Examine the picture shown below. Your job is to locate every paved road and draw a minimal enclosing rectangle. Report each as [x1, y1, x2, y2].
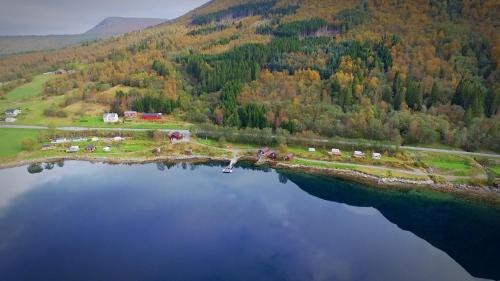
[2, 125, 500, 158]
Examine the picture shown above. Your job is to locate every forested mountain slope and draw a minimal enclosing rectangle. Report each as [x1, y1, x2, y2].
[0, 0, 498, 151]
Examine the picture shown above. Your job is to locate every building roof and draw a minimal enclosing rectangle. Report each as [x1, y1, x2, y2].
[142, 113, 162, 116]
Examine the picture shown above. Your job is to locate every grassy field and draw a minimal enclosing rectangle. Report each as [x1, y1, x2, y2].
[5, 74, 54, 103]
[0, 128, 40, 158]
[420, 153, 482, 176]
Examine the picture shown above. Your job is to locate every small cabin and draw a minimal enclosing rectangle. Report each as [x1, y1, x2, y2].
[103, 113, 119, 123]
[258, 147, 270, 156]
[41, 144, 55, 151]
[329, 148, 341, 156]
[55, 69, 67, 75]
[113, 136, 124, 142]
[124, 111, 137, 118]
[85, 145, 96, 153]
[308, 148, 316, 152]
[267, 151, 277, 160]
[353, 151, 365, 158]
[72, 137, 87, 142]
[51, 138, 69, 144]
[5, 109, 21, 117]
[4, 117, 17, 122]
[91, 137, 99, 142]
[372, 152, 382, 160]
[67, 146, 79, 153]
[284, 153, 294, 161]
[169, 131, 183, 141]
[141, 113, 162, 120]
[103, 146, 111, 152]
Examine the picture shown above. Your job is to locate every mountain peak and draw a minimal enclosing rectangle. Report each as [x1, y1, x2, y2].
[84, 17, 167, 36]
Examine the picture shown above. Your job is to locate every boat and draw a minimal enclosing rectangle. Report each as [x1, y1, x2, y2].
[222, 167, 233, 173]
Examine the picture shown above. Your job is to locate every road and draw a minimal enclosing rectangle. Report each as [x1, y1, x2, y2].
[2, 124, 500, 159]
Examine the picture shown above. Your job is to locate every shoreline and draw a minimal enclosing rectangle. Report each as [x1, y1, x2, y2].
[1, 154, 499, 205]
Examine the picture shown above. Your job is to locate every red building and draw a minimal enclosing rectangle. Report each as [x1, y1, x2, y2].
[124, 111, 137, 118]
[284, 153, 294, 161]
[141, 113, 162, 120]
[169, 132, 183, 140]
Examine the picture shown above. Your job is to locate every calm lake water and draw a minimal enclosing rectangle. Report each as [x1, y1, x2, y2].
[0, 161, 499, 281]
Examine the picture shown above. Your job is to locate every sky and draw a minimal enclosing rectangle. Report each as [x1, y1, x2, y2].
[0, 0, 209, 36]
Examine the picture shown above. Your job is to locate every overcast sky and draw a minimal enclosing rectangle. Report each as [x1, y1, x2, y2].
[0, 0, 209, 36]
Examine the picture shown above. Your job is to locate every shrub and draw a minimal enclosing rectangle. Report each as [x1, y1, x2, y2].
[21, 138, 37, 151]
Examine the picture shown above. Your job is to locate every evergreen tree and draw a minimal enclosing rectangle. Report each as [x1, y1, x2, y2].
[393, 72, 405, 110]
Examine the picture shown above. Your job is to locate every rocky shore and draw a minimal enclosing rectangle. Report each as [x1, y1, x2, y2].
[1, 154, 499, 204]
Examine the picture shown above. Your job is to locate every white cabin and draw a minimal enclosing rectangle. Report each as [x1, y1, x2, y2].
[353, 151, 365, 158]
[329, 148, 341, 156]
[103, 113, 119, 123]
[308, 148, 316, 152]
[372, 152, 382, 160]
[5, 109, 21, 117]
[67, 146, 79, 153]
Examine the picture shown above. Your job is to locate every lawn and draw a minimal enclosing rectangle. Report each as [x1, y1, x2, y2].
[0, 128, 40, 158]
[420, 153, 481, 176]
[490, 165, 500, 176]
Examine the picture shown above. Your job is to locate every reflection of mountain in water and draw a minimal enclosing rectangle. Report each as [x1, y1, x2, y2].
[282, 171, 500, 281]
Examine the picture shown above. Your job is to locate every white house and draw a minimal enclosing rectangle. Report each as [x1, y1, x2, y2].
[4, 117, 17, 122]
[51, 138, 69, 144]
[372, 152, 382, 160]
[103, 113, 119, 123]
[5, 109, 21, 117]
[308, 148, 316, 152]
[72, 137, 87, 142]
[67, 146, 79, 153]
[353, 151, 365, 158]
[329, 148, 341, 156]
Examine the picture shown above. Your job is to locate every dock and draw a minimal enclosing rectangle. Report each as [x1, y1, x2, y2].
[222, 156, 239, 173]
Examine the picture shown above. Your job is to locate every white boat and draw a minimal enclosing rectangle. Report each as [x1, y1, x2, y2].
[222, 167, 233, 173]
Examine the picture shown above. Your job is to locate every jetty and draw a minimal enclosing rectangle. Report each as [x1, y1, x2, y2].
[222, 156, 239, 173]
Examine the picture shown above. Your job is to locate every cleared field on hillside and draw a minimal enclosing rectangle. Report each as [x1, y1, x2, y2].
[5, 74, 54, 102]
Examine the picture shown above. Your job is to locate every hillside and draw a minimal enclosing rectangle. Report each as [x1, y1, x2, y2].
[0, 0, 499, 152]
[0, 17, 166, 56]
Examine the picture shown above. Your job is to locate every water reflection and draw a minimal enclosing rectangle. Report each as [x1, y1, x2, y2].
[0, 161, 497, 281]
[282, 171, 500, 280]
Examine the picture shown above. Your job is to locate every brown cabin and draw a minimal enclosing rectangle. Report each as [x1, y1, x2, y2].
[258, 147, 270, 156]
[169, 131, 183, 141]
[85, 145, 96, 153]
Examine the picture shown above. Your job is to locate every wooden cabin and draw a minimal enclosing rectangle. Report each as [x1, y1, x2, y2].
[85, 145, 96, 153]
[169, 131, 183, 141]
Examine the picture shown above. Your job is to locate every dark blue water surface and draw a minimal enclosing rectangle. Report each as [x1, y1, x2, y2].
[0, 161, 499, 281]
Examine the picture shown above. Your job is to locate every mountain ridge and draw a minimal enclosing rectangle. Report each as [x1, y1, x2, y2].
[0, 16, 167, 56]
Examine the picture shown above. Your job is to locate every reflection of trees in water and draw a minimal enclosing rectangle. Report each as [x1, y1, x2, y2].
[27, 164, 43, 174]
[156, 162, 165, 171]
[282, 171, 500, 281]
[56, 161, 64, 167]
[278, 173, 288, 184]
[44, 163, 55, 170]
